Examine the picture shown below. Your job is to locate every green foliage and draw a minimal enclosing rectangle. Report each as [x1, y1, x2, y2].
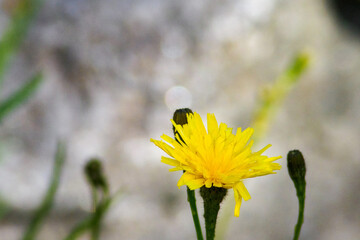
[0, 0, 44, 222]
[65, 159, 121, 240]
[0, 0, 44, 123]
[251, 52, 310, 142]
[0, 72, 43, 122]
[64, 197, 114, 240]
[22, 141, 66, 240]
[0, 195, 10, 220]
[0, 0, 43, 86]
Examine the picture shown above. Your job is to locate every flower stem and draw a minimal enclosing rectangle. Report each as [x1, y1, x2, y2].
[187, 187, 204, 240]
[200, 187, 227, 240]
[293, 187, 305, 240]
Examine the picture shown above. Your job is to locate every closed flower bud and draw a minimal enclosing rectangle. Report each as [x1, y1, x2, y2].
[172, 108, 193, 144]
[287, 150, 306, 180]
[173, 108, 193, 126]
[84, 158, 108, 193]
[287, 150, 306, 195]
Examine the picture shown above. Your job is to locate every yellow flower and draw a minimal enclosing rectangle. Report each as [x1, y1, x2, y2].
[151, 112, 281, 217]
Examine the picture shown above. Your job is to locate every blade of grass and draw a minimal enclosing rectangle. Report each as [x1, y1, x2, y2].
[64, 216, 93, 240]
[0, 72, 43, 122]
[0, 0, 43, 87]
[22, 141, 66, 240]
[251, 52, 311, 142]
[0, 142, 10, 220]
[64, 190, 122, 240]
[0, 196, 10, 220]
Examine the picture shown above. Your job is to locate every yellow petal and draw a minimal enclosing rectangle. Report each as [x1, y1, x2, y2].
[207, 113, 219, 137]
[255, 144, 271, 155]
[161, 156, 179, 167]
[265, 156, 282, 163]
[177, 172, 195, 188]
[234, 128, 254, 153]
[187, 178, 205, 190]
[170, 119, 189, 143]
[234, 181, 251, 201]
[161, 134, 180, 147]
[271, 162, 282, 170]
[233, 188, 242, 217]
[193, 112, 207, 136]
[213, 181, 223, 188]
[150, 139, 174, 157]
[205, 179, 212, 188]
[169, 167, 182, 172]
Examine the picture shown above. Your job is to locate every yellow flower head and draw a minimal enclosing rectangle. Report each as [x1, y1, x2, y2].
[151, 112, 281, 217]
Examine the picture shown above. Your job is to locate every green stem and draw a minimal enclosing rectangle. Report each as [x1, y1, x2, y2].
[91, 188, 98, 212]
[64, 192, 120, 240]
[293, 188, 305, 240]
[187, 187, 204, 240]
[200, 187, 227, 240]
[64, 216, 93, 240]
[90, 197, 112, 240]
[23, 142, 66, 240]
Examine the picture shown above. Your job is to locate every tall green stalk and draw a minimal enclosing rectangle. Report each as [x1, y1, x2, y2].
[293, 193, 305, 240]
[187, 187, 204, 240]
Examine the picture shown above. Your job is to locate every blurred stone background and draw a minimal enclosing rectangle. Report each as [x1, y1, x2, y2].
[0, 0, 360, 239]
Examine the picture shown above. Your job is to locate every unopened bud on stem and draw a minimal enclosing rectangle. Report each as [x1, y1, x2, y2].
[173, 108, 193, 144]
[287, 150, 306, 193]
[84, 158, 109, 195]
[287, 150, 306, 240]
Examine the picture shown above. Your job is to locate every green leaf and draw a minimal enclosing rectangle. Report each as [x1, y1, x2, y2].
[0, 0, 43, 86]
[0, 72, 43, 122]
[64, 216, 93, 240]
[22, 141, 66, 240]
[0, 195, 10, 220]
